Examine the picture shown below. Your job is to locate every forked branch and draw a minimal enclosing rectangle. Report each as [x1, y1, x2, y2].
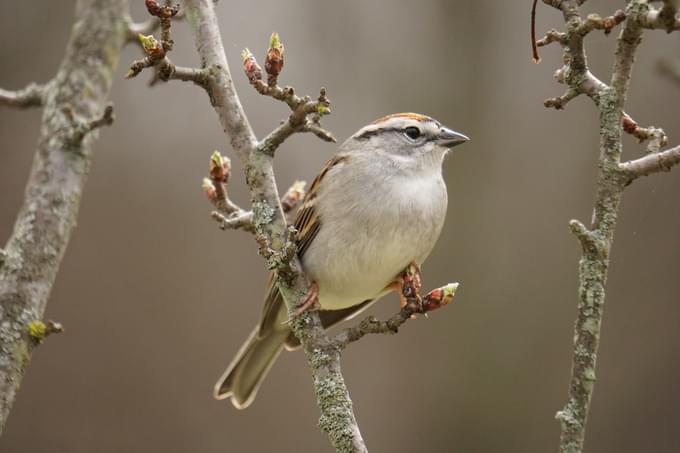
[241, 40, 336, 155]
[128, 2, 457, 452]
[534, 1, 680, 452]
[0, 83, 50, 109]
[334, 283, 459, 348]
[620, 144, 680, 180]
[126, 0, 209, 86]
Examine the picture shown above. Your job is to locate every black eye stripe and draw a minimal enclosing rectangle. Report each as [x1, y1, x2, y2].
[355, 126, 432, 141]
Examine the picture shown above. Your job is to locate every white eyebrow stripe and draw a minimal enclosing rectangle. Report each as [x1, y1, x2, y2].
[373, 116, 420, 129]
[352, 123, 380, 138]
[354, 117, 433, 139]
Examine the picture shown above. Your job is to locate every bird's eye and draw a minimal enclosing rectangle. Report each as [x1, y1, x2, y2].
[404, 126, 421, 140]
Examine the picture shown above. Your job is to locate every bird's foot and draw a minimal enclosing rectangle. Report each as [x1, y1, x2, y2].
[287, 282, 320, 322]
[391, 262, 423, 317]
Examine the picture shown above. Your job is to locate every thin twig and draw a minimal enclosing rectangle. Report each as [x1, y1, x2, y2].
[620, 144, 680, 180]
[532, 0, 541, 63]
[126, 2, 209, 87]
[241, 47, 333, 154]
[578, 10, 627, 36]
[202, 151, 255, 232]
[536, 29, 567, 47]
[567, 219, 602, 254]
[0, 83, 49, 109]
[622, 113, 668, 148]
[544, 88, 578, 109]
[211, 210, 255, 232]
[333, 283, 458, 348]
[125, 0, 187, 41]
[637, 3, 680, 31]
[61, 104, 115, 146]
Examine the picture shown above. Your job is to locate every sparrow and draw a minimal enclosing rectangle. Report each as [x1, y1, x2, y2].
[214, 113, 469, 409]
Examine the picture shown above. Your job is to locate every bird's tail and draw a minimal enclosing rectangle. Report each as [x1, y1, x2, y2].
[213, 325, 290, 409]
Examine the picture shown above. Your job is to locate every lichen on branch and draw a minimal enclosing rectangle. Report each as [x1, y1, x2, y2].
[534, 1, 680, 452]
[0, 0, 129, 435]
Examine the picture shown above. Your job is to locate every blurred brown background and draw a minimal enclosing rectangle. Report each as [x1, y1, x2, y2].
[1, 1, 679, 452]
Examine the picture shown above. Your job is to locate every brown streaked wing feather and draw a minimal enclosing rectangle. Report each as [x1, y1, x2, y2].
[293, 204, 320, 257]
[258, 154, 349, 337]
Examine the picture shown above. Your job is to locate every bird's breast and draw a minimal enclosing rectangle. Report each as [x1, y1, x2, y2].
[301, 169, 447, 310]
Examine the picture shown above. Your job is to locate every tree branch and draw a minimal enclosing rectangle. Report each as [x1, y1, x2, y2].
[129, 2, 456, 451]
[125, 2, 211, 87]
[538, 2, 662, 148]
[202, 151, 255, 233]
[536, 1, 680, 452]
[242, 46, 335, 155]
[333, 284, 458, 348]
[636, 2, 679, 31]
[567, 219, 604, 256]
[620, 144, 680, 180]
[177, 1, 366, 450]
[0, 83, 50, 109]
[0, 0, 128, 435]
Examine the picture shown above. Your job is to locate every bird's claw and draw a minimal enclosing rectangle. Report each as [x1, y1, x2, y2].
[398, 262, 423, 317]
[285, 282, 320, 324]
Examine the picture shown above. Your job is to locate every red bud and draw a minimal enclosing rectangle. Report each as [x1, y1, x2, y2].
[264, 32, 285, 82]
[421, 283, 459, 312]
[622, 114, 637, 134]
[242, 49, 263, 84]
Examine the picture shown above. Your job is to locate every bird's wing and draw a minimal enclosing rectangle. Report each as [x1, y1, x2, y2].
[258, 154, 349, 338]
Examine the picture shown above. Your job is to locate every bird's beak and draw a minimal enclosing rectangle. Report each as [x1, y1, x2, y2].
[437, 127, 469, 148]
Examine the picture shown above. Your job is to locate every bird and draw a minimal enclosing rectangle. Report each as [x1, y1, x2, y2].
[214, 112, 469, 409]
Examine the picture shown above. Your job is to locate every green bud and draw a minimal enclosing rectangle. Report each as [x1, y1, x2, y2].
[269, 32, 282, 50]
[138, 34, 159, 53]
[28, 320, 46, 342]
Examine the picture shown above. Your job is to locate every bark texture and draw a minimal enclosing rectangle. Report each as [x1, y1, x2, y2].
[537, 1, 680, 452]
[0, 0, 128, 434]
[181, 2, 368, 450]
